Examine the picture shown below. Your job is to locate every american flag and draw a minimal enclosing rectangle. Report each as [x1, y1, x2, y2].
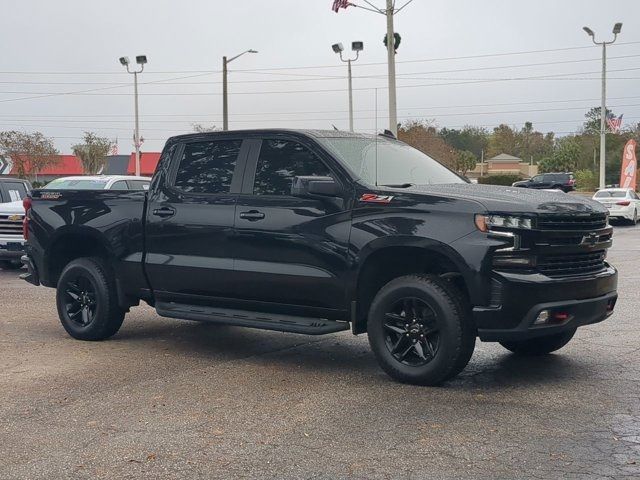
[332, 0, 352, 13]
[606, 113, 623, 133]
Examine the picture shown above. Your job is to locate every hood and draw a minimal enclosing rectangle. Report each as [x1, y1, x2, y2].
[401, 183, 607, 215]
[0, 200, 25, 215]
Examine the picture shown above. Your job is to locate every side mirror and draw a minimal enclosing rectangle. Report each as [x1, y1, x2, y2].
[291, 176, 341, 197]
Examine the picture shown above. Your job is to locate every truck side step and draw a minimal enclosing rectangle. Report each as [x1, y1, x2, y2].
[155, 302, 350, 335]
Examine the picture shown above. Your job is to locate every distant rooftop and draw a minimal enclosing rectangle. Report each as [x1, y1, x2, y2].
[488, 153, 523, 162]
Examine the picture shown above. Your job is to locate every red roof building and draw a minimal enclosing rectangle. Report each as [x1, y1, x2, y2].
[127, 152, 162, 176]
[9, 155, 83, 176]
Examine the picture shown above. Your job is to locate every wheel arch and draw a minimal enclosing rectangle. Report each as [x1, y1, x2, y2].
[351, 237, 473, 334]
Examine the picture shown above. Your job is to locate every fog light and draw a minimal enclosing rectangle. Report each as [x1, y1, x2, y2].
[534, 310, 550, 325]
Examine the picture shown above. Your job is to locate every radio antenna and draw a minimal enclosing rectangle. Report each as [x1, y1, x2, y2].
[375, 87, 378, 186]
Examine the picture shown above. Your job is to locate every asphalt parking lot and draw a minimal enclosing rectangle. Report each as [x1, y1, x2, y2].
[1, 224, 639, 480]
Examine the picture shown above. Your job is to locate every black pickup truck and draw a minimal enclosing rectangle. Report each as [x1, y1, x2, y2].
[21, 130, 618, 385]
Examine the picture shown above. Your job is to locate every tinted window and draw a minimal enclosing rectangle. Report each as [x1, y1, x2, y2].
[531, 175, 543, 182]
[129, 180, 150, 190]
[253, 139, 330, 196]
[111, 180, 128, 190]
[174, 140, 241, 194]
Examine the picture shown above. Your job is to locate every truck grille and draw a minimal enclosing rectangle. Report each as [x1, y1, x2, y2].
[0, 214, 24, 235]
[537, 250, 606, 277]
[537, 213, 607, 231]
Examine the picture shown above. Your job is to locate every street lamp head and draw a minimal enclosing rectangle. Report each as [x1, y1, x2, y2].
[136, 55, 148, 65]
[582, 26, 595, 37]
[613, 22, 622, 34]
[351, 41, 364, 52]
[248, 49, 258, 54]
[332, 43, 344, 54]
[119, 56, 130, 66]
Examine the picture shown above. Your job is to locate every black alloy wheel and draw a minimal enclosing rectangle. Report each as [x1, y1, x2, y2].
[62, 275, 97, 327]
[383, 297, 440, 367]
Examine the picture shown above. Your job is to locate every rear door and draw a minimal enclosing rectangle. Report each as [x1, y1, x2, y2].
[233, 136, 353, 314]
[144, 136, 249, 303]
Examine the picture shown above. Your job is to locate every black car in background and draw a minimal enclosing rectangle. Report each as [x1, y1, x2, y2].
[512, 173, 575, 192]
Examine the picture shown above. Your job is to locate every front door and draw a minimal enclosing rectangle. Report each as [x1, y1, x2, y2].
[144, 137, 249, 303]
[233, 136, 353, 314]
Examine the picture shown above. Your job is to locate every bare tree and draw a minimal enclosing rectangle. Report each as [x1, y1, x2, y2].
[192, 123, 219, 133]
[0, 130, 60, 179]
[72, 132, 113, 175]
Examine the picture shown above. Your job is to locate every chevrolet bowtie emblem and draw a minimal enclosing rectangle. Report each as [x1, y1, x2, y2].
[8, 214, 22, 222]
[582, 232, 599, 246]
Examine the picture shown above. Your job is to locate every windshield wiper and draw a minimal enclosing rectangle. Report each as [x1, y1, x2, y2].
[380, 183, 415, 188]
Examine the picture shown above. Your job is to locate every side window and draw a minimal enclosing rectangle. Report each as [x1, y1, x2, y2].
[174, 140, 242, 194]
[111, 180, 128, 190]
[253, 139, 330, 196]
[129, 180, 150, 190]
[532, 175, 543, 182]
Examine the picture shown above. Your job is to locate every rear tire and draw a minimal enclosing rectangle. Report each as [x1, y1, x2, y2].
[367, 274, 476, 386]
[0, 259, 23, 270]
[499, 328, 576, 356]
[56, 257, 125, 341]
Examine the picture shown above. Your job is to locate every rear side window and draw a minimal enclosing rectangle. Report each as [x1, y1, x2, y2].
[174, 140, 242, 194]
[253, 139, 330, 196]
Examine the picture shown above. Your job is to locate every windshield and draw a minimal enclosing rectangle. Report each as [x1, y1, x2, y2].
[44, 179, 109, 190]
[317, 136, 465, 186]
[595, 190, 627, 198]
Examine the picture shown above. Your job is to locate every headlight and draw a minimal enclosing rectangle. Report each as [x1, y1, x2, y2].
[475, 214, 533, 232]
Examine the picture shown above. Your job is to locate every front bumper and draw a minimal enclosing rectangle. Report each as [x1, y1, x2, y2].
[473, 265, 618, 341]
[0, 237, 26, 259]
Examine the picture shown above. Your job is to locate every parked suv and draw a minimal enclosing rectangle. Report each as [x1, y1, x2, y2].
[512, 173, 575, 192]
[44, 175, 151, 190]
[22, 130, 617, 385]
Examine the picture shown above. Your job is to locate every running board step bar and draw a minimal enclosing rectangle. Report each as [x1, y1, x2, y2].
[156, 302, 350, 335]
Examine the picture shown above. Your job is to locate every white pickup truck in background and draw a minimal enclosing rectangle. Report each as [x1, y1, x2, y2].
[0, 178, 31, 270]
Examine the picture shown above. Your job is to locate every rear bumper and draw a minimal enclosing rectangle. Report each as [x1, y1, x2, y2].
[473, 265, 618, 341]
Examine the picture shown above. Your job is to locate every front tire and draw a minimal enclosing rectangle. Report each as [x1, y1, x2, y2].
[367, 274, 476, 386]
[499, 328, 576, 355]
[56, 257, 125, 341]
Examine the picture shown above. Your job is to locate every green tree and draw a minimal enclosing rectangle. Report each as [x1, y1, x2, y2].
[454, 150, 477, 175]
[538, 137, 581, 173]
[72, 132, 113, 175]
[398, 120, 457, 169]
[487, 124, 518, 158]
[583, 106, 615, 134]
[440, 126, 488, 159]
[192, 123, 219, 133]
[0, 130, 59, 179]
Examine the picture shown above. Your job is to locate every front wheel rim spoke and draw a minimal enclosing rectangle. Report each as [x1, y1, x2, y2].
[414, 341, 427, 360]
[384, 323, 405, 335]
[81, 307, 90, 325]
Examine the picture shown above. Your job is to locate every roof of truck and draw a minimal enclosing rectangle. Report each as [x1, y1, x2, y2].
[167, 129, 389, 142]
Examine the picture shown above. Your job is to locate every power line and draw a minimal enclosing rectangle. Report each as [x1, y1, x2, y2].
[0, 40, 638, 76]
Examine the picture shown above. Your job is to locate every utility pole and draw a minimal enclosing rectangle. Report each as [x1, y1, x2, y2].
[222, 50, 258, 131]
[335, 1, 413, 136]
[385, 0, 398, 136]
[583, 23, 622, 189]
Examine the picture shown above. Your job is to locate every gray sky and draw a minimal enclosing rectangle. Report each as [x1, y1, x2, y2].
[1, 0, 639, 153]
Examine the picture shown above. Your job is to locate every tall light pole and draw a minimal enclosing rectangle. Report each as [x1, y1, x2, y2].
[119, 55, 147, 177]
[222, 49, 258, 131]
[583, 23, 622, 189]
[332, 41, 364, 132]
[385, 0, 398, 137]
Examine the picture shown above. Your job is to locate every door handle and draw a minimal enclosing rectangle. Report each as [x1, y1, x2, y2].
[239, 210, 265, 221]
[152, 206, 176, 218]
